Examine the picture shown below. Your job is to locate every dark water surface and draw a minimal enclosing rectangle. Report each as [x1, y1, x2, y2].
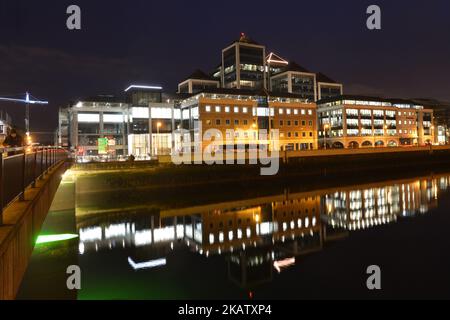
[17, 172, 450, 299]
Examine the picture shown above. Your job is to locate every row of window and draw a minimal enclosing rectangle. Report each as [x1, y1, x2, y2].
[205, 119, 253, 126]
[204, 131, 315, 139]
[398, 120, 416, 125]
[281, 132, 314, 138]
[325, 110, 417, 117]
[205, 105, 250, 113]
[204, 105, 314, 116]
[319, 129, 417, 136]
[279, 120, 313, 127]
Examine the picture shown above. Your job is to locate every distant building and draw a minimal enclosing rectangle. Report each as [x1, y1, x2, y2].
[221, 33, 267, 90]
[58, 34, 448, 158]
[59, 85, 182, 158]
[316, 72, 343, 101]
[317, 95, 434, 149]
[178, 70, 220, 94]
[410, 98, 450, 145]
[180, 33, 344, 102]
[60, 95, 129, 157]
[126, 85, 180, 157]
[0, 110, 12, 145]
[270, 61, 317, 101]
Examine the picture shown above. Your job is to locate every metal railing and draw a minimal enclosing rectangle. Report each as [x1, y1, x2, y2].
[0, 146, 68, 224]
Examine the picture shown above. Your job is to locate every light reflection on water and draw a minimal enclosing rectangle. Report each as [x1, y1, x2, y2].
[76, 174, 450, 290]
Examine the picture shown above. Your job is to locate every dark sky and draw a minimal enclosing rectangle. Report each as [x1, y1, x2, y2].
[1, 0, 450, 134]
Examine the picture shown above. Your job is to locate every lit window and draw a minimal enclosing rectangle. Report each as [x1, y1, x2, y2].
[243, 107, 248, 113]
[209, 233, 214, 244]
[294, 109, 299, 115]
[279, 108, 284, 115]
[308, 110, 313, 115]
[215, 106, 221, 112]
[228, 231, 233, 240]
[225, 106, 230, 113]
[205, 106, 211, 112]
[234, 106, 239, 113]
[287, 109, 291, 115]
[301, 109, 306, 115]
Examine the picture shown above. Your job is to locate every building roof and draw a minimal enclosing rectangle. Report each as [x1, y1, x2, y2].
[237, 33, 260, 45]
[73, 95, 127, 104]
[181, 69, 218, 83]
[266, 52, 289, 66]
[316, 72, 338, 84]
[182, 87, 313, 101]
[224, 33, 262, 48]
[273, 61, 311, 75]
[317, 94, 418, 105]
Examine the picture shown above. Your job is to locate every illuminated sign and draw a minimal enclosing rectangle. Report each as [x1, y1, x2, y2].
[98, 138, 108, 154]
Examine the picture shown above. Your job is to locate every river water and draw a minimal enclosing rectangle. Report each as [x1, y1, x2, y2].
[17, 171, 450, 299]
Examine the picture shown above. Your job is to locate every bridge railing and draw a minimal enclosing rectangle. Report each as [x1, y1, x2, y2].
[0, 146, 68, 224]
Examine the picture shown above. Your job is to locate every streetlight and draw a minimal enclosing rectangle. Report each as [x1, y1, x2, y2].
[156, 122, 162, 155]
[324, 124, 330, 150]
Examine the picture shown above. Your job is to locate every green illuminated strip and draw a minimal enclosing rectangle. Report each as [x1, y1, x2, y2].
[36, 234, 79, 245]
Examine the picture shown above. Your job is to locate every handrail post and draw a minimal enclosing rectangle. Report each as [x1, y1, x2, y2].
[20, 149, 26, 201]
[45, 147, 48, 173]
[32, 149, 37, 188]
[39, 147, 44, 180]
[0, 151, 3, 225]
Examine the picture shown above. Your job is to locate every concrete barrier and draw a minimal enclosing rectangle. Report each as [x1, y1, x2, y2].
[0, 161, 67, 300]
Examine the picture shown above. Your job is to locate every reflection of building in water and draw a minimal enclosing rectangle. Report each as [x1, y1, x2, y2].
[322, 177, 444, 230]
[75, 175, 450, 286]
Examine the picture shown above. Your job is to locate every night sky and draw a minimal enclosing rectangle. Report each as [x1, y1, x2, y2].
[1, 0, 450, 136]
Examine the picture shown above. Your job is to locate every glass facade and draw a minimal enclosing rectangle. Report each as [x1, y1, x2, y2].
[239, 45, 265, 89]
[291, 74, 315, 100]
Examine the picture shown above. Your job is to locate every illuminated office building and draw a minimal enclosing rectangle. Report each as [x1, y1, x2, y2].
[181, 34, 344, 101]
[178, 89, 318, 152]
[316, 72, 344, 101]
[125, 85, 180, 158]
[317, 95, 435, 149]
[221, 33, 267, 90]
[61, 95, 130, 157]
[178, 70, 220, 94]
[60, 85, 181, 158]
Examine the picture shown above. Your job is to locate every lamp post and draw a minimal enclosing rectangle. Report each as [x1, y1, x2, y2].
[324, 124, 330, 150]
[156, 122, 162, 155]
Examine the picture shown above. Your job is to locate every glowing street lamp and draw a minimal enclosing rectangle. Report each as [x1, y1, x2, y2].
[324, 124, 330, 150]
[156, 122, 162, 155]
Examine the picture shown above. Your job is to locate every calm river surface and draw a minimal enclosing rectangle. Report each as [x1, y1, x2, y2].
[17, 171, 450, 299]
